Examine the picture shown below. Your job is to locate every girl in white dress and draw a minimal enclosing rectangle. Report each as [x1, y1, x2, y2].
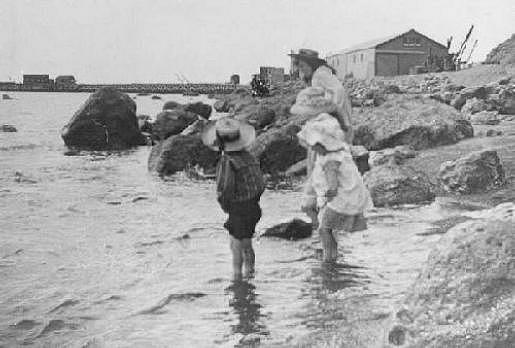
[297, 114, 373, 262]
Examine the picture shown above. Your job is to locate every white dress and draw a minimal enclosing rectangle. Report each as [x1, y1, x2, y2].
[311, 150, 373, 215]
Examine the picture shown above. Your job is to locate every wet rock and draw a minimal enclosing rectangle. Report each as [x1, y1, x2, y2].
[470, 111, 500, 125]
[261, 219, 312, 240]
[152, 110, 198, 141]
[352, 95, 473, 151]
[184, 102, 212, 119]
[438, 150, 505, 194]
[148, 134, 218, 176]
[1, 124, 17, 132]
[363, 164, 435, 206]
[368, 146, 417, 167]
[249, 123, 306, 175]
[461, 97, 489, 114]
[386, 207, 515, 347]
[61, 87, 147, 150]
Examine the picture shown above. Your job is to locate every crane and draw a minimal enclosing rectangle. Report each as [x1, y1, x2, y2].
[454, 25, 474, 66]
[465, 39, 478, 64]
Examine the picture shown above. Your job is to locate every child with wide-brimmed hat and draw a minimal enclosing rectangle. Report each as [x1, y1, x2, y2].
[202, 118, 265, 278]
[296, 102, 373, 262]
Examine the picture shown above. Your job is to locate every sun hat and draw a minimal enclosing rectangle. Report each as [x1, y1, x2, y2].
[289, 48, 327, 65]
[201, 117, 256, 151]
[297, 113, 347, 152]
[290, 87, 337, 117]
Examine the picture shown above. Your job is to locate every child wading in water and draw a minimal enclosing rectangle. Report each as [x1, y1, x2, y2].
[297, 113, 373, 262]
[202, 118, 265, 278]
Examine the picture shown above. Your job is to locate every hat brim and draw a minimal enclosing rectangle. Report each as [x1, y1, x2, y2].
[201, 119, 256, 151]
[288, 53, 327, 65]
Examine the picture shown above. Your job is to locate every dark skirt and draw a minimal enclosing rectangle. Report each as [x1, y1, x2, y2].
[224, 198, 262, 240]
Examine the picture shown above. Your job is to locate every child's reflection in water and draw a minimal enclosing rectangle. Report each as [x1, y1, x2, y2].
[225, 279, 269, 338]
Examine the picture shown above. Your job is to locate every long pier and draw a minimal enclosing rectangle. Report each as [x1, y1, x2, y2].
[0, 83, 239, 95]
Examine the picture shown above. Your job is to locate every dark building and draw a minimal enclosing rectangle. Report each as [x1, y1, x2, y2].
[259, 66, 285, 86]
[326, 29, 449, 79]
[55, 75, 77, 90]
[230, 74, 240, 85]
[0, 82, 18, 91]
[23, 74, 52, 90]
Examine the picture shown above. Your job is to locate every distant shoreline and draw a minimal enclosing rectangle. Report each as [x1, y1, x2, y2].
[0, 83, 240, 95]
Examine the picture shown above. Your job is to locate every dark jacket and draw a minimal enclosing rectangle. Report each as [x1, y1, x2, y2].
[216, 151, 265, 211]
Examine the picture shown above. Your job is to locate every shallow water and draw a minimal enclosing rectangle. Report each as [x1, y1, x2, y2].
[0, 92, 467, 347]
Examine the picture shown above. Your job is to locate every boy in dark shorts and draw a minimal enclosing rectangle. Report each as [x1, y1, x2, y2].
[202, 118, 265, 278]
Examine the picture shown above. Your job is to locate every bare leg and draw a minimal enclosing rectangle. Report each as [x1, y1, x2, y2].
[319, 227, 337, 262]
[230, 236, 243, 279]
[241, 238, 255, 277]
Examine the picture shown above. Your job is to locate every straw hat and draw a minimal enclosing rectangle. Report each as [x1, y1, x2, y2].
[201, 117, 256, 151]
[290, 87, 337, 117]
[297, 113, 347, 151]
[288, 48, 327, 65]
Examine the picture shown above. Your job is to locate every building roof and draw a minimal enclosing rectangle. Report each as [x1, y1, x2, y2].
[327, 29, 447, 56]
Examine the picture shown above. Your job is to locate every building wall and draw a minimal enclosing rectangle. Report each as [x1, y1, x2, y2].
[375, 30, 448, 76]
[259, 67, 284, 86]
[326, 54, 347, 80]
[344, 48, 375, 80]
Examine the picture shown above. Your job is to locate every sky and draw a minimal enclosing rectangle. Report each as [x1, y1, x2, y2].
[0, 0, 513, 83]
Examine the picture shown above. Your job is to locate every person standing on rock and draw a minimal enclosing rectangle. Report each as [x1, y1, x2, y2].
[202, 118, 265, 278]
[289, 49, 354, 230]
[289, 49, 353, 142]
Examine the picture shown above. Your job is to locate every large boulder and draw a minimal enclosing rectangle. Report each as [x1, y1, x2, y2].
[147, 135, 218, 176]
[249, 124, 307, 175]
[386, 203, 515, 347]
[469, 111, 500, 125]
[437, 150, 505, 194]
[363, 164, 435, 206]
[61, 87, 147, 150]
[368, 145, 418, 167]
[352, 95, 473, 151]
[152, 110, 198, 141]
